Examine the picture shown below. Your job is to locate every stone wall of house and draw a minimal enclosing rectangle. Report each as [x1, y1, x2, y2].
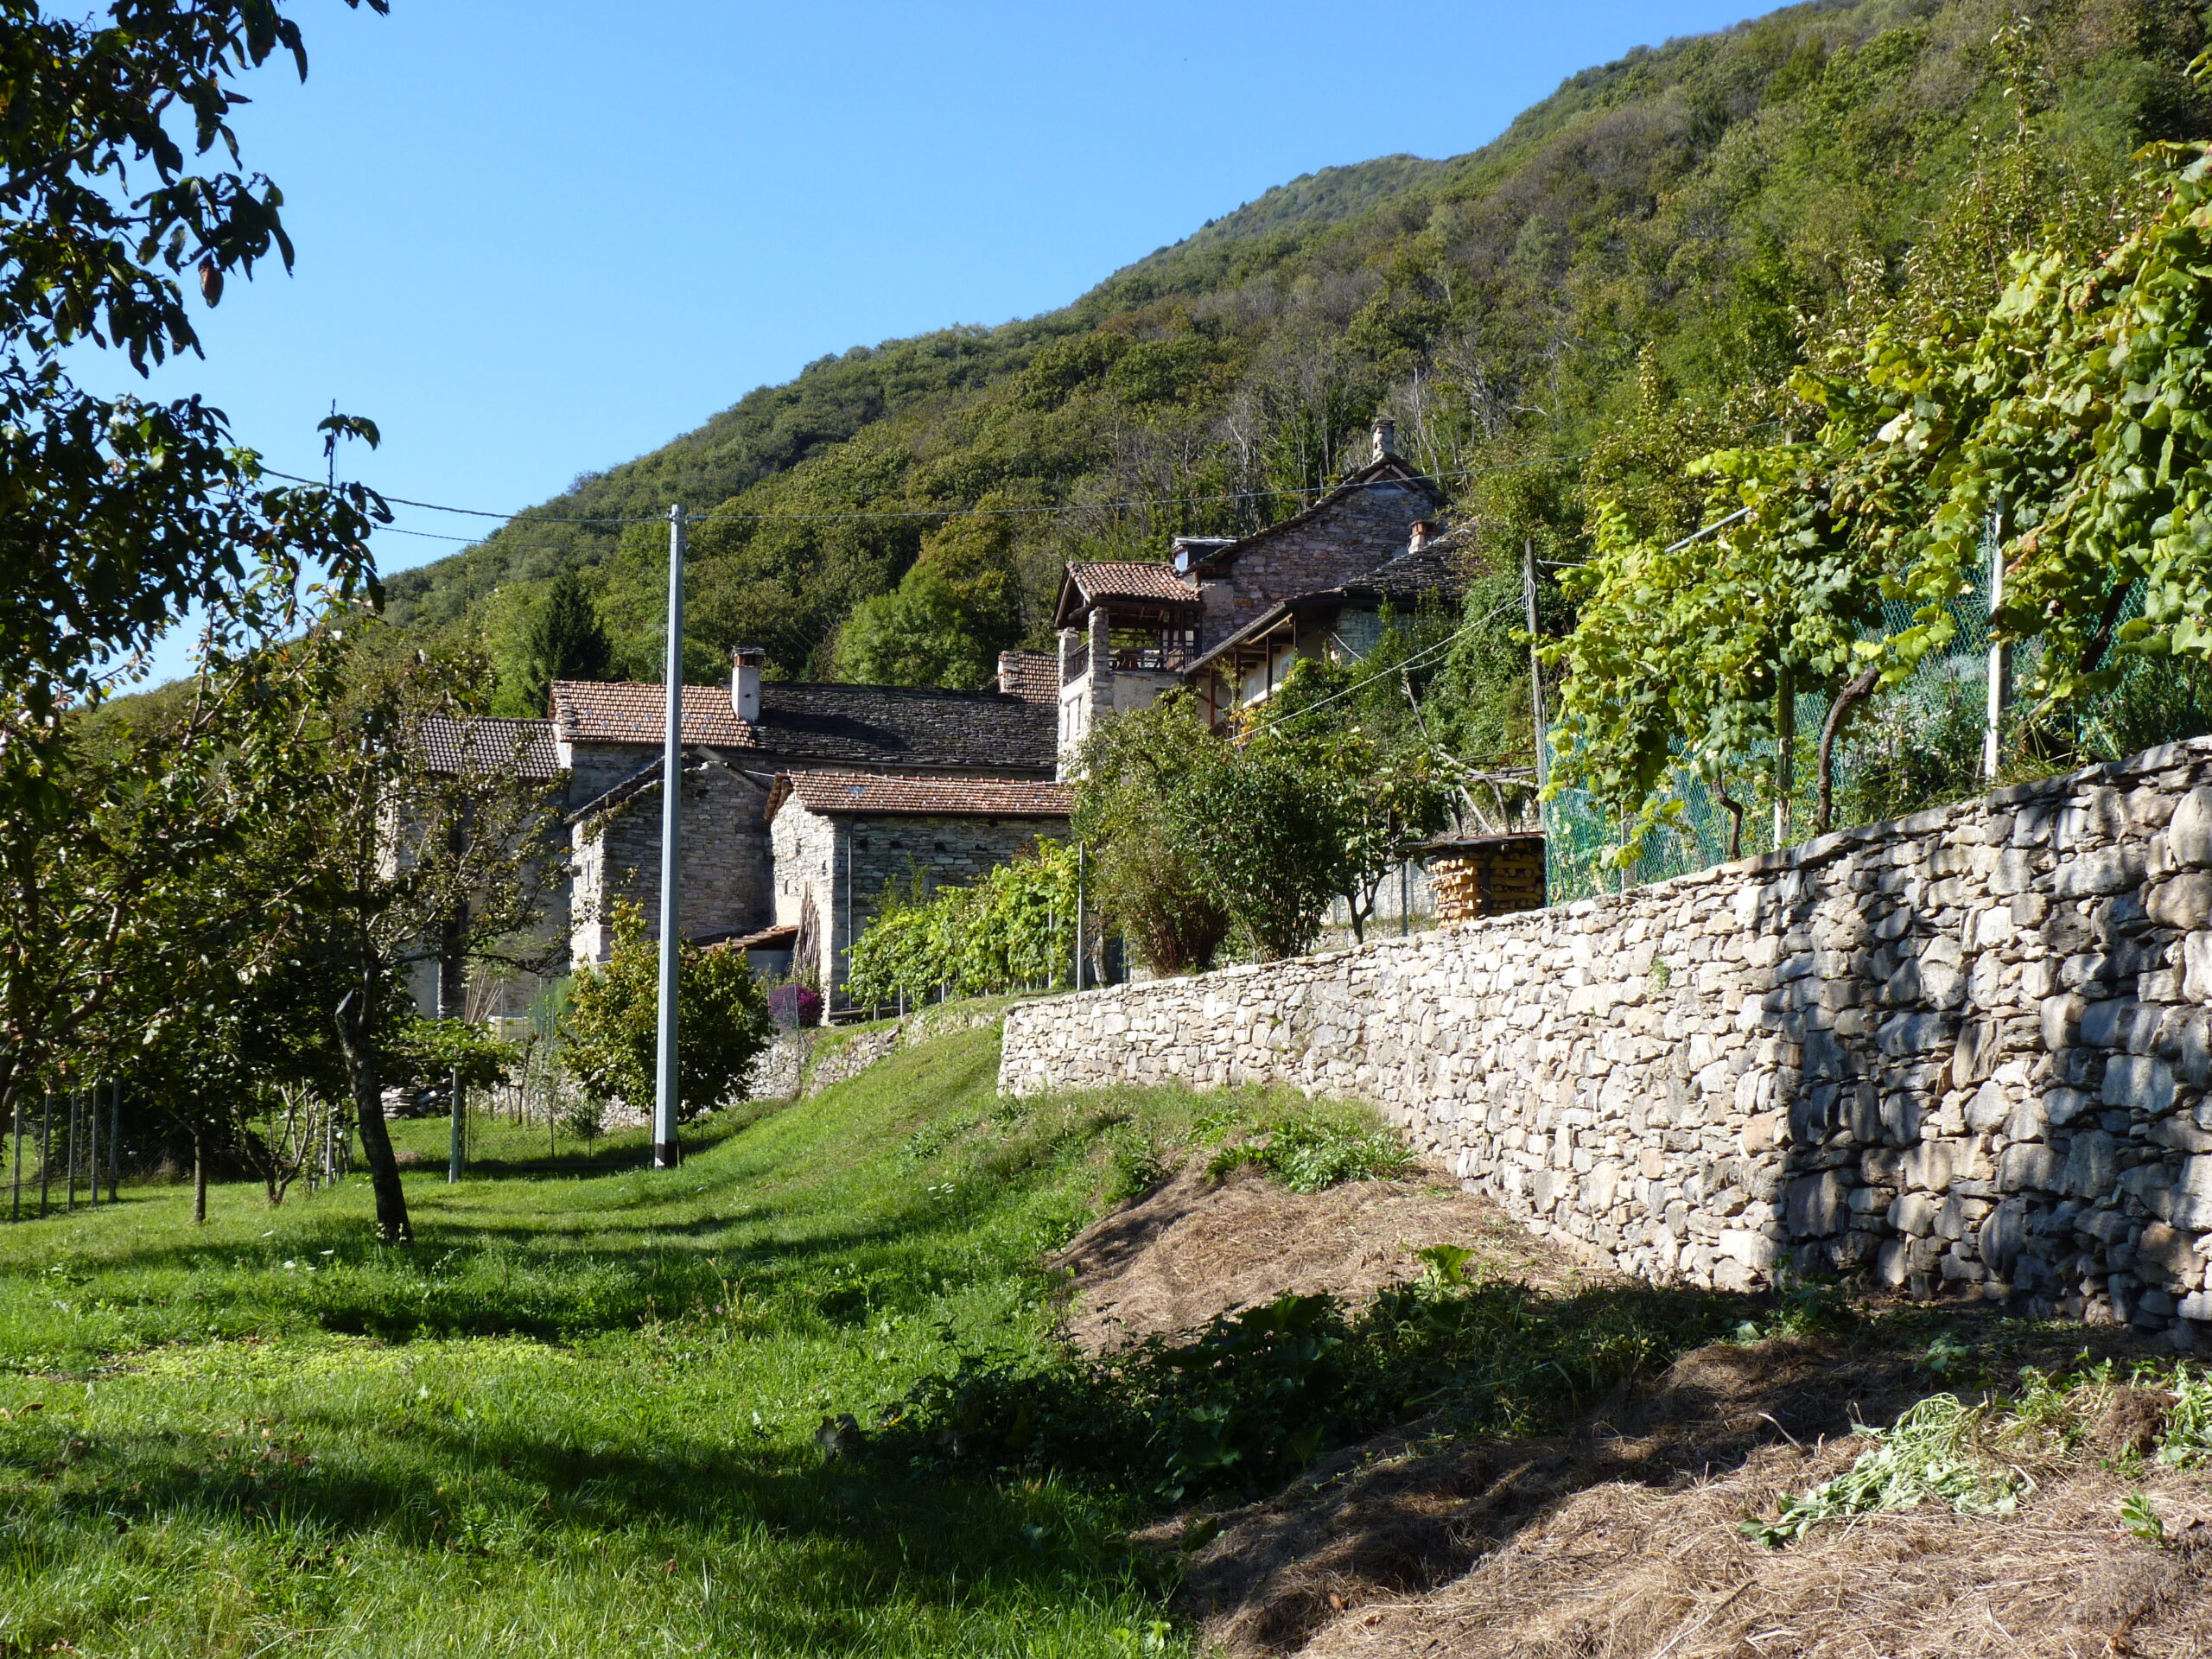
[1196, 479, 1434, 638]
[1002, 737, 2212, 1345]
[772, 799, 1069, 996]
[569, 752, 772, 965]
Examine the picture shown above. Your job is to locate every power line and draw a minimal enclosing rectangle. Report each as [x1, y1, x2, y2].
[1243, 594, 1524, 736]
[269, 447, 1601, 540]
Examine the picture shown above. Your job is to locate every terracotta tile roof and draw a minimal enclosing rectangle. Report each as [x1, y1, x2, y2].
[1067, 561, 1199, 605]
[550, 681, 753, 747]
[772, 771, 1073, 820]
[417, 716, 563, 779]
[550, 679, 1056, 772]
[995, 650, 1059, 703]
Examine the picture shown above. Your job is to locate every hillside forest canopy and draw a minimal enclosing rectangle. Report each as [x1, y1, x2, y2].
[378, 1, 2209, 744]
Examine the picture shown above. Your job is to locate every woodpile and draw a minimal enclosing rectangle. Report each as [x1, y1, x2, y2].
[1425, 835, 1545, 921]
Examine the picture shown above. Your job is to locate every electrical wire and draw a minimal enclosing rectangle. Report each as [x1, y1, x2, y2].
[1241, 594, 1525, 736]
[260, 447, 1600, 537]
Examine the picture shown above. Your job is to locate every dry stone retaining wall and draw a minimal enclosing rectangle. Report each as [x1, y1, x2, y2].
[1001, 737, 2212, 1344]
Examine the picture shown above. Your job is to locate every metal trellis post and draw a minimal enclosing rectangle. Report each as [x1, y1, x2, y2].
[1983, 505, 2010, 783]
[448, 1066, 465, 1184]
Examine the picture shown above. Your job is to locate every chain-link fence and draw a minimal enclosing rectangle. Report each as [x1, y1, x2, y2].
[1541, 554, 2171, 902]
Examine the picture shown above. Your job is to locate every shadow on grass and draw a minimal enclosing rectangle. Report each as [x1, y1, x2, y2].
[16, 1407, 1160, 1630]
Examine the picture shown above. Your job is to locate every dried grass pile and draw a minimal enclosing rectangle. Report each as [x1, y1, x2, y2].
[1053, 1160, 1583, 1351]
[1290, 1377, 2212, 1659]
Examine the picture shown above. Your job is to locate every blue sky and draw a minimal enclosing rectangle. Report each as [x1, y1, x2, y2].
[121, 0, 1762, 682]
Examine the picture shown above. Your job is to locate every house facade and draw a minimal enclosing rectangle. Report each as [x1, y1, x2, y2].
[1051, 418, 1456, 770]
[554, 656, 1058, 979]
[766, 772, 1073, 996]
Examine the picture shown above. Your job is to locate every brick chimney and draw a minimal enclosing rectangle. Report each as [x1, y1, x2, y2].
[729, 645, 765, 723]
[1370, 417, 1397, 464]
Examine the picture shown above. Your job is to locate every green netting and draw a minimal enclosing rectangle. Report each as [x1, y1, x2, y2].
[1541, 560, 2156, 902]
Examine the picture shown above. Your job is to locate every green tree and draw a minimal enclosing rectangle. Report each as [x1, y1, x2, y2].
[0, 0, 390, 713]
[1071, 698, 1232, 976]
[836, 512, 1023, 687]
[562, 902, 773, 1125]
[297, 639, 568, 1243]
[517, 567, 613, 715]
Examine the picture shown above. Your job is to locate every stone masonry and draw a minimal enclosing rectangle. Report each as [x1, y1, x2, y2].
[1001, 736, 2212, 1344]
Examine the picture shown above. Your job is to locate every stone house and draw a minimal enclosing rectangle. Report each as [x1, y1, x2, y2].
[407, 715, 569, 1023]
[553, 652, 1058, 988]
[1051, 419, 1450, 771]
[1185, 519, 1465, 730]
[766, 771, 1074, 997]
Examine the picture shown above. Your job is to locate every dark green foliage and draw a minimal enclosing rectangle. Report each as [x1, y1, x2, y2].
[887, 1276, 1739, 1505]
[561, 901, 773, 1122]
[516, 567, 612, 716]
[382, 1, 2212, 705]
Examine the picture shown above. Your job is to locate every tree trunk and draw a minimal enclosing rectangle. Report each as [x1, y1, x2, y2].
[192, 1129, 207, 1226]
[334, 988, 412, 1244]
[1816, 666, 1883, 835]
[1713, 778, 1745, 861]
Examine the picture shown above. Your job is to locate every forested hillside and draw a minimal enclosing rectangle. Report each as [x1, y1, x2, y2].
[378, 0, 2212, 714]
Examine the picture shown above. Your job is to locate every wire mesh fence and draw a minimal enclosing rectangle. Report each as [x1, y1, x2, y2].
[1541, 555, 2162, 903]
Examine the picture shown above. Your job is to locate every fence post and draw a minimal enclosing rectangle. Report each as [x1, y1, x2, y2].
[1522, 538, 1548, 793]
[9, 1099, 17, 1220]
[39, 1096, 50, 1219]
[86, 1084, 97, 1209]
[107, 1081, 119, 1202]
[1983, 505, 2010, 783]
[1773, 666, 1796, 850]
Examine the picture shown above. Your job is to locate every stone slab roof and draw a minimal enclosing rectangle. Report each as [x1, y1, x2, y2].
[417, 715, 563, 779]
[1184, 456, 1445, 577]
[770, 771, 1073, 820]
[1185, 537, 1467, 677]
[551, 679, 1055, 772]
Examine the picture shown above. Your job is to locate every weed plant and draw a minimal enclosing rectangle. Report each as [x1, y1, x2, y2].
[887, 1252, 1738, 1507]
[1204, 1108, 1418, 1193]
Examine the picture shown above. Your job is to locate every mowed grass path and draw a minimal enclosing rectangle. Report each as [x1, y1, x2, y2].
[0, 1026, 1238, 1657]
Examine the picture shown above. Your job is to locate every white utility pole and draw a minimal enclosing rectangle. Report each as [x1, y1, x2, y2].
[1983, 506, 2009, 783]
[653, 504, 684, 1170]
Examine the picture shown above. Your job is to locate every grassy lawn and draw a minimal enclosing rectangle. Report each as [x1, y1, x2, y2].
[0, 1024, 1278, 1657]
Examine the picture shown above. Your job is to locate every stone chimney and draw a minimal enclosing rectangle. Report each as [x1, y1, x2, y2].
[1370, 417, 1397, 464]
[1408, 519, 1434, 554]
[729, 645, 765, 724]
[996, 650, 1020, 695]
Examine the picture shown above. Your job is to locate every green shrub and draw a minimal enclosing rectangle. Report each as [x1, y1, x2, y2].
[1205, 1111, 1416, 1192]
[847, 842, 1078, 1007]
[560, 900, 772, 1122]
[884, 1277, 1737, 1506]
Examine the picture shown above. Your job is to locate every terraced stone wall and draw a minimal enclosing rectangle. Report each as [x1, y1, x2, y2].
[1001, 737, 2212, 1344]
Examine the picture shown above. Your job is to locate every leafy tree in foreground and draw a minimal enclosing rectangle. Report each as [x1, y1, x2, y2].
[562, 902, 773, 1125]
[296, 639, 566, 1243]
[0, 0, 390, 713]
[0, 629, 347, 1181]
